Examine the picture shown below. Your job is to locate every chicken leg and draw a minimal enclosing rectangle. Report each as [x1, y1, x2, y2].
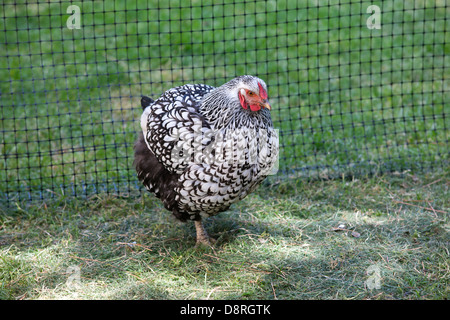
[195, 219, 216, 247]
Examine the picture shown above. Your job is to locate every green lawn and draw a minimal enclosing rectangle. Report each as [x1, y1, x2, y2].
[0, 0, 448, 301]
[0, 172, 448, 299]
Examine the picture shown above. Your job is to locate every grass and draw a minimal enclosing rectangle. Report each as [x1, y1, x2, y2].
[1, 171, 448, 300]
[0, 0, 448, 301]
[0, 0, 448, 200]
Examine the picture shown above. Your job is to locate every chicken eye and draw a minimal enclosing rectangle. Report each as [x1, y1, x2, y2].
[247, 91, 255, 96]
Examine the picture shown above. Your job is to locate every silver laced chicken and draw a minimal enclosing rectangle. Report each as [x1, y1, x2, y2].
[134, 75, 279, 246]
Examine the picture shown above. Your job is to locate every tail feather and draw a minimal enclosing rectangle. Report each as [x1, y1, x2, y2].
[141, 96, 154, 109]
[134, 133, 187, 220]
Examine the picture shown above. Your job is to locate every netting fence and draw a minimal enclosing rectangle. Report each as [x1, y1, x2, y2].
[1, 0, 448, 203]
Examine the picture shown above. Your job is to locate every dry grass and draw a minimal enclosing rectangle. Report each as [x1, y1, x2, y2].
[1, 171, 448, 300]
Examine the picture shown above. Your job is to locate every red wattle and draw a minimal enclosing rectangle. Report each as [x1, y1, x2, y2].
[249, 104, 261, 111]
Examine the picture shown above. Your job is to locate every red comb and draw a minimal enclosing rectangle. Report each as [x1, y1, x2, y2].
[258, 82, 268, 99]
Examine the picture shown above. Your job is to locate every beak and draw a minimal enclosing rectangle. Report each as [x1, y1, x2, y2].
[262, 100, 271, 110]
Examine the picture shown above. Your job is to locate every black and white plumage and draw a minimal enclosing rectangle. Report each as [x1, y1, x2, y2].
[134, 75, 279, 246]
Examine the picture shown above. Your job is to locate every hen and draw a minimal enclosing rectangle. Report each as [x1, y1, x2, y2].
[134, 75, 279, 246]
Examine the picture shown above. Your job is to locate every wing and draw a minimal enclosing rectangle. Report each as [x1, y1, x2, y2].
[140, 84, 216, 175]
